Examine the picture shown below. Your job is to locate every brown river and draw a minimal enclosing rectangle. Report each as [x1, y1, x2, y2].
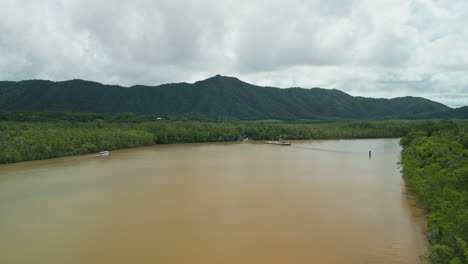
[0, 139, 427, 264]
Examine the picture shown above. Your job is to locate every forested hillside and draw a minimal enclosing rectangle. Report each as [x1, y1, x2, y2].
[0, 75, 450, 120]
[397, 106, 468, 120]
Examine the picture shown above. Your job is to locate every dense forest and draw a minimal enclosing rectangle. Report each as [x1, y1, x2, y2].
[400, 121, 468, 264]
[0, 111, 423, 164]
[0, 75, 452, 120]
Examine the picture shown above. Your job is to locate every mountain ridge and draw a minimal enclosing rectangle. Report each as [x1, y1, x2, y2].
[0, 75, 454, 120]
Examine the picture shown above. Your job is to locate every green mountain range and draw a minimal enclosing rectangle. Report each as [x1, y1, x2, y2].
[0, 75, 461, 120]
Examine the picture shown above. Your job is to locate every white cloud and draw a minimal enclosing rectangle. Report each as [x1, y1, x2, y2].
[0, 0, 467, 107]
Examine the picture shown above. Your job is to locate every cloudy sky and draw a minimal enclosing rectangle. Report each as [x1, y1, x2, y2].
[1, 0, 467, 107]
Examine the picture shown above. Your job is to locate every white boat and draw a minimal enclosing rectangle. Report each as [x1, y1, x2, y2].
[264, 139, 291, 146]
[99, 151, 110, 155]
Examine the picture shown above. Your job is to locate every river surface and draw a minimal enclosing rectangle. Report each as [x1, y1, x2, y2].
[0, 139, 427, 264]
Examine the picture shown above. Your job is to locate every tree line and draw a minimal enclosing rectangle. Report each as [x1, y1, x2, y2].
[0, 112, 425, 164]
[400, 120, 468, 264]
[0, 127, 154, 164]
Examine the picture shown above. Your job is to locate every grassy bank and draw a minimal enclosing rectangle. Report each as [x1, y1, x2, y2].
[400, 121, 468, 264]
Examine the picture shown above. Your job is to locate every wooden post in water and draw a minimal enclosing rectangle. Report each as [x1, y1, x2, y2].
[369, 150, 372, 158]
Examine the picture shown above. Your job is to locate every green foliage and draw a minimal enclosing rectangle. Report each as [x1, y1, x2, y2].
[397, 106, 468, 120]
[0, 125, 154, 164]
[0, 75, 452, 120]
[400, 121, 468, 264]
[0, 113, 423, 164]
[0, 110, 207, 123]
[145, 119, 420, 143]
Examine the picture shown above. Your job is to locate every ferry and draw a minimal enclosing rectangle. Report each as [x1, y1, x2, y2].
[264, 139, 291, 146]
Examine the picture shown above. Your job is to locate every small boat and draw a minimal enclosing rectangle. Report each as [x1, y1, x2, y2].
[99, 151, 110, 155]
[264, 139, 291, 146]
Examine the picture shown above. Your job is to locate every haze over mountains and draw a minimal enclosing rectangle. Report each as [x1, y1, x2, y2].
[1, 75, 465, 121]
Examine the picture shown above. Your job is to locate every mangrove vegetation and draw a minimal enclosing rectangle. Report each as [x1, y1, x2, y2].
[0, 111, 424, 164]
[400, 121, 468, 264]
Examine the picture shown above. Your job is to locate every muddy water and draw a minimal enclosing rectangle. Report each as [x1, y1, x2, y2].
[0, 139, 427, 264]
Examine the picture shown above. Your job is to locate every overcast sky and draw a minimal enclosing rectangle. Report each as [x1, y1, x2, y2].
[1, 0, 467, 107]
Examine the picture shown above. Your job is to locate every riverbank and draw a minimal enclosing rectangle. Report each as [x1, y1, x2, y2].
[0, 119, 421, 164]
[400, 121, 468, 264]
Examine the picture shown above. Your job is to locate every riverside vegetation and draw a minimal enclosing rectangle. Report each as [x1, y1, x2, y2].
[400, 121, 468, 264]
[0, 111, 422, 164]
